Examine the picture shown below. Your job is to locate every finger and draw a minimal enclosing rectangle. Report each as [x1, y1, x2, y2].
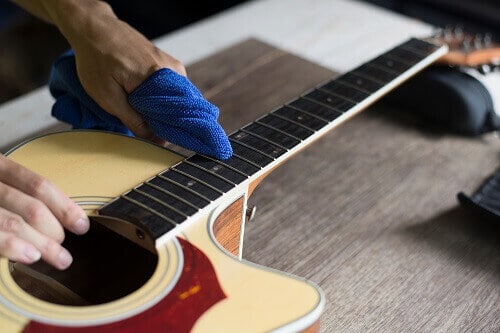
[0, 231, 41, 265]
[100, 82, 156, 141]
[0, 181, 64, 242]
[0, 155, 89, 235]
[0, 209, 72, 270]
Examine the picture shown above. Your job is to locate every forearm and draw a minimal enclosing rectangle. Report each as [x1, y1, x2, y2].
[9, 0, 116, 46]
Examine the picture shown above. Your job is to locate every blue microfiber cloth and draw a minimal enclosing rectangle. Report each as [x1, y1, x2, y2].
[48, 50, 232, 160]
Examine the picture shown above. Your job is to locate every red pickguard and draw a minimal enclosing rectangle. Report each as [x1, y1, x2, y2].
[24, 238, 227, 332]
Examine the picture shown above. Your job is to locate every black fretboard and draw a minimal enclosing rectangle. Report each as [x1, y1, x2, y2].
[98, 38, 447, 241]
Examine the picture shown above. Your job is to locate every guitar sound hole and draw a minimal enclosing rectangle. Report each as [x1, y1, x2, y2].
[10, 220, 158, 306]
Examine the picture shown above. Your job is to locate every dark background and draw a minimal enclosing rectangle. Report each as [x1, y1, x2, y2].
[0, 0, 499, 106]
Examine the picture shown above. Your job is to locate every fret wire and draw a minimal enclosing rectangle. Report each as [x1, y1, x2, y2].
[171, 167, 225, 194]
[132, 188, 188, 218]
[254, 120, 303, 142]
[334, 79, 372, 95]
[121, 194, 178, 225]
[371, 55, 413, 73]
[383, 51, 415, 66]
[240, 127, 289, 150]
[317, 86, 359, 104]
[318, 80, 370, 103]
[339, 72, 380, 95]
[273, 107, 327, 132]
[401, 45, 429, 57]
[301, 95, 347, 113]
[195, 154, 250, 178]
[229, 137, 277, 160]
[143, 182, 200, 211]
[269, 111, 321, 132]
[286, 102, 332, 123]
[358, 63, 401, 83]
[156, 174, 212, 203]
[351, 68, 385, 84]
[231, 153, 264, 169]
[400, 39, 438, 56]
[183, 159, 237, 186]
[365, 61, 399, 75]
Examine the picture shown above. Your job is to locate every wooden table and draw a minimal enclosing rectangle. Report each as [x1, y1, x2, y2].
[188, 37, 499, 333]
[0, 0, 499, 332]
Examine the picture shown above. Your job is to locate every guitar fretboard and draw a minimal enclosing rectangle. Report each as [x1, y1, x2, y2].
[99, 38, 447, 241]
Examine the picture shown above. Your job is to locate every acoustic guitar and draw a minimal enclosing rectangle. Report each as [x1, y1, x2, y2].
[0, 37, 448, 332]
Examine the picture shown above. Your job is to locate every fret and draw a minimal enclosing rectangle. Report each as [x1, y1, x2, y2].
[370, 55, 412, 74]
[145, 172, 212, 208]
[160, 169, 222, 198]
[245, 122, 301, 149]
[288, 97, 342, 122]
[230, 140, 274, 168]
[318, 80, 369, 103]
[132, 188, 189, 218]
[182, 160, 238, 186]
[229, 137, 278, 161]
[214, 155, 261, 176]
[171, 164, 233, 193]
[304, 89, 356, 112]
[186, 155, 248, 184]
[137, 183, 199, 216]
[384, 47, 425, 65]
[352, 63, 399, 83]
[231, 130, 287, 158]
[99, 196, 176, 238]
[336, 72, 384, 94]
[239, 128, 289, 150]
[273, 106, 327, 131]
[126, 189, 187, 224]
[400, 38, 440, 56]
[258, 113, 313, 139]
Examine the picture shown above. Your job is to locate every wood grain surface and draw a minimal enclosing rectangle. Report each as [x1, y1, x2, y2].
[187, 38, 500, 332]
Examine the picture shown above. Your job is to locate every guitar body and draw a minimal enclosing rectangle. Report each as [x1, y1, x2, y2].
[0, 131, 324, 333]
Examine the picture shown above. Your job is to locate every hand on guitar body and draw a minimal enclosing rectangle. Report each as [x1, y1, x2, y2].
[5, 0, 188, 269]
[0, 154, 89, 270]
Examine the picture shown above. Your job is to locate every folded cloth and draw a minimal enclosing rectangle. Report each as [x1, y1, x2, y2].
[48, 50, 232, 160]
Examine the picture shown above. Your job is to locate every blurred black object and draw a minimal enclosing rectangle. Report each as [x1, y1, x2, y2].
[458, 168, 500, 224]
[362, 0, 500, 42]
[382, 65, 500, 136]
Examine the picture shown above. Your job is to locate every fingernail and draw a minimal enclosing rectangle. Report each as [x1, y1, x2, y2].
[58, 249, 73, 270]
[73, 217, 90, 234]
[24, 246, 41, 262]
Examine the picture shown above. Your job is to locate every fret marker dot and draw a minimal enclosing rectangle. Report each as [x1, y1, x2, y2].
[356, 79, 363, 85]
[327, 97, 332, 102]
[187, 181, 195, 186]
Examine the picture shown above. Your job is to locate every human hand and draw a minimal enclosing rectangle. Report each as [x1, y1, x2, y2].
[0, 154, 89, 270]
[45, 0, 187, 145]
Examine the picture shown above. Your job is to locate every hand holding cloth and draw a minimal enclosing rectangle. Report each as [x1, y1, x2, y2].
[48, 51, 232, 160]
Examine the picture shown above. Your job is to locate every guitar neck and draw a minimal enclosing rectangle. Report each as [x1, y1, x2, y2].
[98, 37, 448, 244]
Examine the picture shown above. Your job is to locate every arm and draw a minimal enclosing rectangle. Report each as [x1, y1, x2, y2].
[10, 0, 187, 141]
[3, 0, 187, 269]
